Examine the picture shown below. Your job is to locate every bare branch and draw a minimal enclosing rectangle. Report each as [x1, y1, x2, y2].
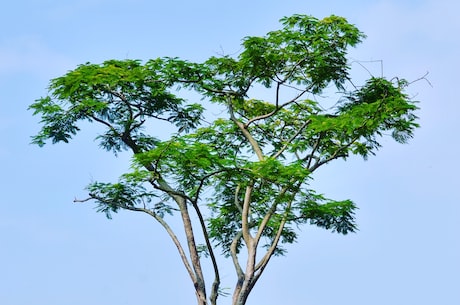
[154, 179, 207, 299]
[241, 184, 254, 246]
[408, 71, 432, 87]
[306, 133, 323, 169]
[230, 231, 244, 278]
[73, 197, 92, 203]
[254, 200, 292, 274]
[189, 185, 222, 305]
[234, 184, 243, 214]
[228, 99, 265, 161]
[75, 195, 197, 284]
[253, 185, 291, 249]
[275, 82, 281, 108]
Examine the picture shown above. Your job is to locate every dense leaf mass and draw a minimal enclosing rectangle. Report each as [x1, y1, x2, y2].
[30, 14, 419, 305]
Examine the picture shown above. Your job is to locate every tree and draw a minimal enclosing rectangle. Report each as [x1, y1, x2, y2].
[29, 14, 419, 305]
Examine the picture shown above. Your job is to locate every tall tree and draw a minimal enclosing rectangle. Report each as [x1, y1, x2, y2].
[30, 15, 419, 305]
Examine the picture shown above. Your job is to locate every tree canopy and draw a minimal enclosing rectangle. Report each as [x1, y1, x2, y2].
[30, 14, 419, 305]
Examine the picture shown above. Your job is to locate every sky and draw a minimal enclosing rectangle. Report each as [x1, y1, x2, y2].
[1, 0, 459, 304]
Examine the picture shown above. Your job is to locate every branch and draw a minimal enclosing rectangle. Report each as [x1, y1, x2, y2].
[309, 136, 360, 172]
[274, 56, 310, 86]
[151, 179, 195, 203]
[74, 196, 197, 284]
[231, 230, 244, 305]
[307, 109, 379, 172]
[228, 99, 265, 161]
[230, 230, 244, 278]
[306, 133, 322, 169]
[253, 185, 291, 249]
[73, 197, 92, 203]
[253, 199, 292, 276]
[178, 77, 240, 97]
[271, 119, 311, 159]
[244, 89, 309, 128]
[154, 179, 207, 301]
[190, 194, 221, 305]
[108, 89, 135, 125]
[241, 184, 254, 246]
[275, 81, 281, 108]
[234, 184, 243, 214]
[407, 71, 432, 87]
[193, 168, 233, 204]
[89, 114, 118, 133]
[119, 132, 208, 301]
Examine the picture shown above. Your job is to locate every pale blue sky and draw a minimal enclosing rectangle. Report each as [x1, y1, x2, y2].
[1, 1, 459, 305]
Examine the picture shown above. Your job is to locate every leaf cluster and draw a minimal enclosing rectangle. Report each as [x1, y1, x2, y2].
[29, 59, 204, 153]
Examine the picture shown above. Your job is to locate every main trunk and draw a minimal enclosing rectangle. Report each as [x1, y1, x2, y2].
[195, 291, 207, 305]
[232, 241, 257, 305]
[232, 281, 254, 305]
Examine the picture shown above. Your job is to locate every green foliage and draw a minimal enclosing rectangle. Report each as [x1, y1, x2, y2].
[299, 192, 357, 234]
[237, 14, 364, 92]
[86, 169, 171, 219]
[30, 14, 419, 305]
[29, 59, 204, 153]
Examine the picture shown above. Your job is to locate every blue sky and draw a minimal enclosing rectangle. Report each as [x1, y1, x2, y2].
[1, 1, 459, 304]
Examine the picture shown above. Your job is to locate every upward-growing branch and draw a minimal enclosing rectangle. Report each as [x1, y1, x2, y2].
[228, 97, 265, 161]
[241, 184, 254, 246]
[120, 134, 208, 304]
